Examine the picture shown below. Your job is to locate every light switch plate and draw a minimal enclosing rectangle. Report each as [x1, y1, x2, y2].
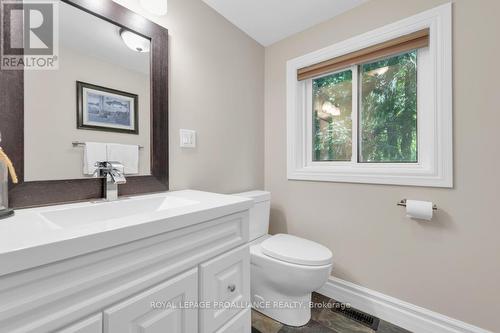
[180, 129, 196, 148]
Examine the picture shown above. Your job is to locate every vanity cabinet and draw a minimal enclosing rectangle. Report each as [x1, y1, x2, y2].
[55, 314, 102, 333]
[104, 268, 198, 333]
[216, 309, 251, 333]
[0, 210, 251, 333]
[200, 246, 250, 333]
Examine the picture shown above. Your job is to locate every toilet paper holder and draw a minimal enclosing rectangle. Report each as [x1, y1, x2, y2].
[397, 199, 437, 210]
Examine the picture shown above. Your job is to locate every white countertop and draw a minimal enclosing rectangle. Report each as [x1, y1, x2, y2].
[0, 190, 253, 276]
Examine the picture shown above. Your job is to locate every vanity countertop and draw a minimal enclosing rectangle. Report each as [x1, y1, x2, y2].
[0, 190, 252, 276]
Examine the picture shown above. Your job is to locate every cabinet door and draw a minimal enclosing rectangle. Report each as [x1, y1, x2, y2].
[200, 245, 250, 333]
[56, 314, 102, 333]
[215, 309, 251, 333]
[104, 268, 198, 333]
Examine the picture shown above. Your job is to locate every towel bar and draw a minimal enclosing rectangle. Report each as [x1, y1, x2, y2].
[72, 141, 144, 149]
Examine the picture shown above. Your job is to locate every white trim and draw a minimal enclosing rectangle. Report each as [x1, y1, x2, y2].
[351, 65, 358, 163]
[318, 277, 492, 333]
[286, 3, 453, 187]
[305, 79, 313, 163]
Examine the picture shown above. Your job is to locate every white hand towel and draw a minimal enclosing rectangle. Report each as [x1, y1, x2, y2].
[83, 142, 107, 175]
[106, 143, 139, 175]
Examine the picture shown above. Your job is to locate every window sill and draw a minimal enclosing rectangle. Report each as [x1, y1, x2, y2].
[288, 161, 452, 187]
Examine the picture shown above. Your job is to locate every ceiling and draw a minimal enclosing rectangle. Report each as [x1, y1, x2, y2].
[201, 0, 368, 46]
[60, 2, 150, 74]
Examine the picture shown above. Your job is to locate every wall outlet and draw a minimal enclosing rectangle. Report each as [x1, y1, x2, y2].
[180, 129, 196, 148]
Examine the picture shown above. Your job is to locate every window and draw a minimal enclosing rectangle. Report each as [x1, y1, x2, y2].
[312, 69, 352, 162]
[286, 4, 452, 187]
[359, 52, 417, 163]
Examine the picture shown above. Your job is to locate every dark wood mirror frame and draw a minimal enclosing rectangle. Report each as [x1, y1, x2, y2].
[0, 0, 169, 208]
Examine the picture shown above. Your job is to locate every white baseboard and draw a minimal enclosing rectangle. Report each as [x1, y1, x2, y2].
[317, 277, 492, 333]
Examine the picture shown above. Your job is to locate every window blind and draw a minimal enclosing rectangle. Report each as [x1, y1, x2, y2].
[297, 28, 429, 81]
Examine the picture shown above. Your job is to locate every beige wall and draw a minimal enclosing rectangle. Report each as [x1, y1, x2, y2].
[265, 0, 500, 331]
[115, 0, 265, 193]
[24, 46, 151, 181]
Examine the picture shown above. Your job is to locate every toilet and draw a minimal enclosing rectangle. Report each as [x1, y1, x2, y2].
[235, 191, 333, 327]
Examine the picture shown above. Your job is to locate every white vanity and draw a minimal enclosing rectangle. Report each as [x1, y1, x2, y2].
[0, 190, 253, 333]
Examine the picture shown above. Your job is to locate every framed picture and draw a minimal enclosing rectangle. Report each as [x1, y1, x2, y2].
[77, 81, 139, 134]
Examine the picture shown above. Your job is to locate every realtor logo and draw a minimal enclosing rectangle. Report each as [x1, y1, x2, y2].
[1, 0, 59, 70]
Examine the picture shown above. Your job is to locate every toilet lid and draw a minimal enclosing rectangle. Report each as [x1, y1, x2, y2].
[260, 234, 332, 266]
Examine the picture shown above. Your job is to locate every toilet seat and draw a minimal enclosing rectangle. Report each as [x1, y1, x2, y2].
[260, 234, 332, 266]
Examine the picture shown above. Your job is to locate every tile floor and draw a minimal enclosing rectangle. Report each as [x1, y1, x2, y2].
[251, 293, 411, 333]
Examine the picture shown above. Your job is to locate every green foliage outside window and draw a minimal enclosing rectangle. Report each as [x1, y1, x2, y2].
[312, 70, 352, 161]
[360, 51, 417, 162]
[312, 50, 418, 163]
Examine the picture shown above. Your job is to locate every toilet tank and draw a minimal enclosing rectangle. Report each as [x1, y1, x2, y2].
[234, 191, 271, 241]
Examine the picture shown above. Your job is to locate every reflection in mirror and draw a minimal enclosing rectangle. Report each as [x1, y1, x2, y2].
[24, 2, 151, 181]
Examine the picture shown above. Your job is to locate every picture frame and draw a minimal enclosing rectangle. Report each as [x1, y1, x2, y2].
[76, 81, 139, 134]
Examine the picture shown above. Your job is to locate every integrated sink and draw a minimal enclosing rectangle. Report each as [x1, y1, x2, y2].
[0, 190, 253, 276]
[40, 195, 199, 229]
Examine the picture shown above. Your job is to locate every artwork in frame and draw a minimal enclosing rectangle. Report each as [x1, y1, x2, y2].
[77, 81, 139, 134]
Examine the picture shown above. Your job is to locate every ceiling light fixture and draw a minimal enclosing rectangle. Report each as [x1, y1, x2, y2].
[120, 29, 150, 53]
[139, 0, 167, 16]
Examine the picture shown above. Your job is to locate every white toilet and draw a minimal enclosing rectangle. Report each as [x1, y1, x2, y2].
[236, 191, 333, 327]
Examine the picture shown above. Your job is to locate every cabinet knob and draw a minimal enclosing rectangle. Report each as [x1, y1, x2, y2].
[227, 284, 236, 292]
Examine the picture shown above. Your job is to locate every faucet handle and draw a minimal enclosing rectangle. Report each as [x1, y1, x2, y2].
[94, 161, 110, 169]
[107, 161, 126, 184]
[92, 161, 111, 178]
[92, 161, 126, 183]
[107, 161, 125, 173]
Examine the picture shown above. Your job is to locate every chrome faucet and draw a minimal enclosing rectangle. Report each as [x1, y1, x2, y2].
[93, 161, 127, 201]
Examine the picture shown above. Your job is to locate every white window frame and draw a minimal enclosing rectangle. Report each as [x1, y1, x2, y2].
[286, 3, 452, 187]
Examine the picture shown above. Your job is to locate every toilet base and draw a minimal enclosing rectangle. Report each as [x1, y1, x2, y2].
[249, 237, 332, 327]
[252, 290, 312, 327]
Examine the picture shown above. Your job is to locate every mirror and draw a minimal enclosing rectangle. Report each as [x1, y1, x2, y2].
[24, 1, 151, 181]
[1, 0, 168, 208]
